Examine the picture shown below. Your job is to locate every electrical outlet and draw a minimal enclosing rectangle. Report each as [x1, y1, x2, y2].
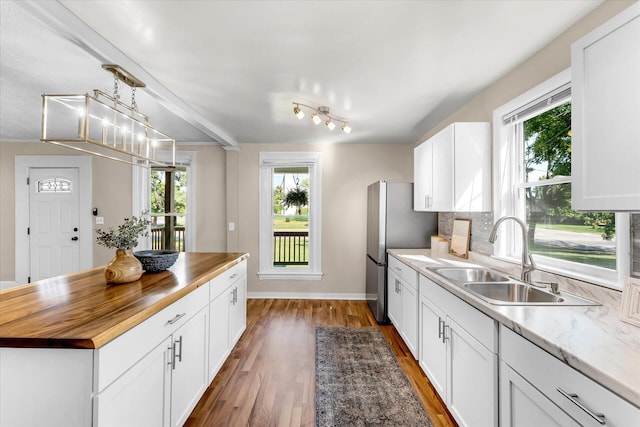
[96, 217, 104, 225]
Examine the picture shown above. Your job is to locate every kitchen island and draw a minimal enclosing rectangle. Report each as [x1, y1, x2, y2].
[0, 252, 248, 427]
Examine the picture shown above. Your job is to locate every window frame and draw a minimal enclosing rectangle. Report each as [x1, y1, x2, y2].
[492, 69, 630, 290]
[258, 152, 323, 280]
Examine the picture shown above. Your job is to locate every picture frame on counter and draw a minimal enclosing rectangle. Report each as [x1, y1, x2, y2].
[621, 277, 640, 328]
[450, 219, 471, 259]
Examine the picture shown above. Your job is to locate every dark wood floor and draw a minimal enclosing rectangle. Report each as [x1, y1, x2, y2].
[185, 299, 457, 427]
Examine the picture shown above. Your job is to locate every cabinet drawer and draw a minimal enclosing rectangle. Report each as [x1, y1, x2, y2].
[95, 283, 209, 392]
[210, 259, 246, 301]
[500, 326, 640, 426]
[420, 274, 497, 352]
[388, 255, 417, 289]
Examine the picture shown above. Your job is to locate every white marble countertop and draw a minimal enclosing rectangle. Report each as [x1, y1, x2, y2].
[388, 248, 640, 408]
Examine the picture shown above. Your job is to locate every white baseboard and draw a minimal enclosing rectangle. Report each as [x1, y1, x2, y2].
[247, 292, 366, 300]
[0, 281, 17, 291]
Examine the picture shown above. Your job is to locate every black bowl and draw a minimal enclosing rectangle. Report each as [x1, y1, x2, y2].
[134, 250, 179, 273]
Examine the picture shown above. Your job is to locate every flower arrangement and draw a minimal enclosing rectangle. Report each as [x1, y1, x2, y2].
[95, 211, 151, 250]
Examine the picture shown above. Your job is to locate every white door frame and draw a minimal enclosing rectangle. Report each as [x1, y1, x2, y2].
[15, 156, 92, 284]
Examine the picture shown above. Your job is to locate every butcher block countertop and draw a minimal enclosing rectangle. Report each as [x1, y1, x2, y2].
[0, 252, 248, 349]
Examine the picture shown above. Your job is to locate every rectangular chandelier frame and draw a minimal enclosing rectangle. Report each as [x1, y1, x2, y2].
[41, 89, 175, 167]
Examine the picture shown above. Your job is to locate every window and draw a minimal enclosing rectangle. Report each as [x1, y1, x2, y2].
[493, 69, 629, 289]
[150, 167, 187, 252]
[132, 151, 196, 252]
[37, 178, 71, 193]
[258, 152, 322, 280]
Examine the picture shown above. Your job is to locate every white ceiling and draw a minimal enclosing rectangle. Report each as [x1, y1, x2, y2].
[1, 0, 602, 147]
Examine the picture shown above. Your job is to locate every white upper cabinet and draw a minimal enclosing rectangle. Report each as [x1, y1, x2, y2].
[571, 2, 640, 211]
[414, 122, 491, 212]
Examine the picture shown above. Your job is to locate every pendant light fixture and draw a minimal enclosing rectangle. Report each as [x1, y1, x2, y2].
[292, 102, 351, 134]
[41, 64, 175, 167]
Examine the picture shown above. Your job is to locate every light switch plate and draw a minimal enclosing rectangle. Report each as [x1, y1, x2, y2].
[228, 222, 235, 232]
[96, 217, 104, 225]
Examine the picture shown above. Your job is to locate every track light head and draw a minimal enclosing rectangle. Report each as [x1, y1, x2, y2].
[326, 119, 336, 131]
[293, 105, 304, 119]
[311, 113, 321, 125]
[341, 124, 351, 134]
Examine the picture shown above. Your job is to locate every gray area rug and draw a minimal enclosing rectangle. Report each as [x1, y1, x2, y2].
[315, 327, 434, 426]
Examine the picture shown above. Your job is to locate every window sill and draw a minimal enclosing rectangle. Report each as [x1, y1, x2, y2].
[257, 271, 324, 281]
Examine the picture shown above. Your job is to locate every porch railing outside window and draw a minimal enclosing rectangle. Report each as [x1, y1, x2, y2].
[151, 225, 185, 252]
[273, 231, 309, 265]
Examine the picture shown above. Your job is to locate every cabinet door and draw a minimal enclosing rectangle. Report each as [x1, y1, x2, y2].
[94, 337, 171, 427]
[572, 3, 640, 210]
[419, 295, 447, 398]
[413, 140, 433, 211]
[431, 126, 454, 211]
[447, 317, 498, 427]
[208, 287, 230, 383]
[229, 275, 247, 347]
[453, 122, 491, 211]
[170, 307, 209, 427]
[500, 361, 579, 427]
[400, 281, 418, 359]
[387, 270, 402, 329]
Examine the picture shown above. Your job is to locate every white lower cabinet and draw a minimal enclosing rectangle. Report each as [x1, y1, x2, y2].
[229, 271, 247, 346]
[387, 268, 402, 328]
[419, 294, 447, 397]
[208, 260, 247, 382]
[170, 306, 209, 427]
[419, 274, 498, 427]
[500, 325, 640, 427]
[400, 278, 418, 357]
[388, 255, 419, 359]
[94, 337, 171, 427]
[501, 361, 579, 427]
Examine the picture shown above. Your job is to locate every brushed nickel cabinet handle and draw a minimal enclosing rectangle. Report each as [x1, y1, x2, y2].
[175, 336, 183, 364]
[557, 388, 605, 425]
[442, 324, 449, 343]
[167, 312, 186, 325]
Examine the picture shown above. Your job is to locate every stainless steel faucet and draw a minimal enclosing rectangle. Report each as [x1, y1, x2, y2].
[489, 216, 536, 284]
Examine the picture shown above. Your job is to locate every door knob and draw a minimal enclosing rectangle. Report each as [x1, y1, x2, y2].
[71, 236, 79, 241]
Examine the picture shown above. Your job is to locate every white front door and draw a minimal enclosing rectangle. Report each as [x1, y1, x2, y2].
[28, 167, 80, 281]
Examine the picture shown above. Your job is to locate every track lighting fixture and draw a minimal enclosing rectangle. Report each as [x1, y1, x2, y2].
[292, 102, 351, 134]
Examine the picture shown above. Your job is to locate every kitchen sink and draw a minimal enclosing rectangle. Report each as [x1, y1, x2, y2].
[464, 282, 562, 304]
[431, 267, 511, 284]
[430, 266, 600, 306]
[463, 282, 600, 306]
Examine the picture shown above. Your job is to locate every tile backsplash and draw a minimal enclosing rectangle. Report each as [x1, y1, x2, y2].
[438, 212, 494, 255]
[439, 212, 640, 279]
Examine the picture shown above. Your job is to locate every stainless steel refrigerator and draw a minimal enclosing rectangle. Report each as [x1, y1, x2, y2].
[366, 181, 438, 323]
